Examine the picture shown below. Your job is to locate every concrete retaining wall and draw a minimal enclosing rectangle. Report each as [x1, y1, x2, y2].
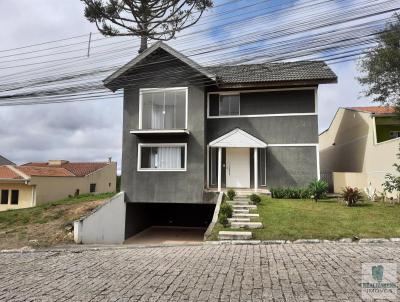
[74, 192, 126, 244]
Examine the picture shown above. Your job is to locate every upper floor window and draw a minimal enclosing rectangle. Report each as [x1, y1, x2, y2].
[140, 88, 187, 130]
[209, 93, 240, 117]
[389, 131, 400, 139]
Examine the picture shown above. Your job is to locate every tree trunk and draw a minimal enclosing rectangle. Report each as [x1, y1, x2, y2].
[138, 36, 148, 53]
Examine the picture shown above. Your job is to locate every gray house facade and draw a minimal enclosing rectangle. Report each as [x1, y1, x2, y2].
[104, 42, 337, 237]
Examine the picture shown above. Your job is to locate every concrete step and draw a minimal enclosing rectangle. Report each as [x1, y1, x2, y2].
[227, 201, 250, 205]
[232, 204, 257, 210]
[233, 209, 249, 214]
[218, 231, 252, 240]
[230, 222, 263, 229]
[233, 213, 259, 218]
[228, 218, 251, 223]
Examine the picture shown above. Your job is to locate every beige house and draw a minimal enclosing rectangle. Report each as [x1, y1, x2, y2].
[0, 160, 117, 211]
[319, 106, 400, 195]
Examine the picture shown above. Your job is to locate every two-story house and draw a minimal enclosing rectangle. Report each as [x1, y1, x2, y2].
[100, 42, 337, 240]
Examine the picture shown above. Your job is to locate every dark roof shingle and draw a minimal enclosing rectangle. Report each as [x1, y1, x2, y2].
[206, 61, 337, 86]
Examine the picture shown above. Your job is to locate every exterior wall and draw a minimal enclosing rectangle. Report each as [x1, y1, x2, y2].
[31, 163, 117, 204]
[121, 51, 206, 203]
[74, 192, 125, 244]
[207, 88, 319, 188]
[0, 182, 33, 211]
[333, 172, 367, 193]
[319, 108, 399, 194]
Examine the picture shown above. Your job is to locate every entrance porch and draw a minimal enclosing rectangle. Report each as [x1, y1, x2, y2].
[207, 128, 267, 192]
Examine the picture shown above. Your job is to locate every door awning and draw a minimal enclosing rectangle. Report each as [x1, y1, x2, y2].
[209, 128, 267, 148]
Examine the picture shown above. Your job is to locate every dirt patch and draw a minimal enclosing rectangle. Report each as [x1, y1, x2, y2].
[0, 199, 105, 250]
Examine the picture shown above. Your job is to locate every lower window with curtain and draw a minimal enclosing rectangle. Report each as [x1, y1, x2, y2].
[138, 144, 186, 171]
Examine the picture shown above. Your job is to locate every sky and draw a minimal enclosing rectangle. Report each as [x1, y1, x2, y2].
[0, 0, 381, 170]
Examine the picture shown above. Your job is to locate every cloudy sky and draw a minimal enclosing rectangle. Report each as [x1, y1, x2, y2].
[0, 0, 384, 169]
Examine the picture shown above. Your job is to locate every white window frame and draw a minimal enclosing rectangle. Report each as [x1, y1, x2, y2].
[137, 143, 187, 172]
[138, 87, 188, 130]
[207, 87, 318, 118]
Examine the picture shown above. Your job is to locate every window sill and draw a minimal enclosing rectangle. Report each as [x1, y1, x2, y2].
[138, 169, 187, 172]
[130, 129, 190, 136]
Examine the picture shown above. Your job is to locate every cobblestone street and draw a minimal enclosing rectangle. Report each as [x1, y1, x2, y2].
[0, 242, 399, 301]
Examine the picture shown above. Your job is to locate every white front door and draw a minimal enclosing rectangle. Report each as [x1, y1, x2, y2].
[226, 148, 250, 188]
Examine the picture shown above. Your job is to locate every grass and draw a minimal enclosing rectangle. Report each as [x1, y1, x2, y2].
[209, 196, 400, 241]
[0, 192, 114, 230]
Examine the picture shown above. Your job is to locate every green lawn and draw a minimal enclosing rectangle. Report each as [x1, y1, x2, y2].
[209, 197, 400, 241]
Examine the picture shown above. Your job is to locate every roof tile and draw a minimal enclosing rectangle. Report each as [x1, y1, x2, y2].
[348, 106, 397, 114]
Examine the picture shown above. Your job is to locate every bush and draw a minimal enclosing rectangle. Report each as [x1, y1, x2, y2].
[308, 180, 328, 202]
[250, 194, 261, 204]
[270, 187, 311, 199]
[342, 187, 363, 206]
[226, 189, 236, 201]
[218, 213, 229, 227]
[220, 202, 233, 218]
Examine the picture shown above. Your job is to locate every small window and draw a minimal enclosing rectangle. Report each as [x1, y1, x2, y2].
[138, 144, 186, 171]
[219, 95, 240, 116]
[1, 190, 8, 204]
[389, 131, 400, 139]
[90, 183, 96, 193]
[209, 94, 240, 117]
[10, 190, 19, 205]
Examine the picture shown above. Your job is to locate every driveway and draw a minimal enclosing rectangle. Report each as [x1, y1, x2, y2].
[0, 242, 399, 301]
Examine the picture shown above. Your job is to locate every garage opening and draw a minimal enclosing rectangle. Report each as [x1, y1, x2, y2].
[124, 202, 215, 245]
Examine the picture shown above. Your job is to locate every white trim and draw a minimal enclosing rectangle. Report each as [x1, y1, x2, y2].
[372, 116, 378, 145]
[130, 129, 189, 135]
[217, 147, 222, 192]
[207, 86, 318, 118]
[208, 113, 317, 119]
[137, 143, 187, 172]
[267, 143, 318, 147]
[254, 148, 258, 191]
[138, 87, 188, 130]
[206, 145, 210, 188]
[209, 128, 267, 148]
[316, 145, 320, 180]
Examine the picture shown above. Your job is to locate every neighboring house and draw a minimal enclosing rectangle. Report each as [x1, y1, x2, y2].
[101, 41, 337, 238]
[0, 160, 117, 211]
[319, 106, 399, 194]
[0, 155, 14, 165]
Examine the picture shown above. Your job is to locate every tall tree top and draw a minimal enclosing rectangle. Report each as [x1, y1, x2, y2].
[82, 0, 213, 53]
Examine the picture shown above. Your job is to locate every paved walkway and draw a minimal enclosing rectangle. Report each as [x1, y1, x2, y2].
[0, 242, 399, 301]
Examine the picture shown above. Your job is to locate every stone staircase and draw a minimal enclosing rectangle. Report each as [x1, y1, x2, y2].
[218, 193, 263, 241]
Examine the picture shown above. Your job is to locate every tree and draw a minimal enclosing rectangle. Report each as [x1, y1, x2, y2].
[82, 0, 213, 53]
[358, 14, 400, 109]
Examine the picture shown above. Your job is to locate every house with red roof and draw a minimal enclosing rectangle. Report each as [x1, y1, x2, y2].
[0, 160, 117, 211]
[319, 106, 400, 195]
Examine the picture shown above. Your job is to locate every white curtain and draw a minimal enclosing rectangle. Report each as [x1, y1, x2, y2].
[151, 103, 164, 129]
[151, 147, 182, 169]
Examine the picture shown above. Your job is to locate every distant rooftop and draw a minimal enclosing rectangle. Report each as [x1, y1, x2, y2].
[347, 106, 397, 115]
[0, 155, 15, 166]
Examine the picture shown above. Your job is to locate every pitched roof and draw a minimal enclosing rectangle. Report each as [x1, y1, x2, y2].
[21, 162, 109, 177]
[0, 155, 15, 166]
[17, 166, 75, 177]
[206, 61, 337, 86]
[347, 106, 397, 115]
[103, 42, 337, 91]
[0, 166, 23, 180]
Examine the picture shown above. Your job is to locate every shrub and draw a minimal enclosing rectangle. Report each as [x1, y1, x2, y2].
[226, 189, 236, 201]
[250, 194, 261, 204]
[270, 187, 311, 199]
[308, 180, 328, 202]
[218, 213, 229, 227]
[220, 202, 233, 218]
[342, 187, 363, 206]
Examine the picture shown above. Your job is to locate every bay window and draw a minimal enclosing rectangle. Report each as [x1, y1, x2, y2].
[138, 143, 187, 171]
[140, 88, 187, 130]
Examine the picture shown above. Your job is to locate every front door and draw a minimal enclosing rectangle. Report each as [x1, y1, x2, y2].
[226, 148, 250, 188]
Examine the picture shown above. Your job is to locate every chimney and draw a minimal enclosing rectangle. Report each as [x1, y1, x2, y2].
[48, 160, 69, 166]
